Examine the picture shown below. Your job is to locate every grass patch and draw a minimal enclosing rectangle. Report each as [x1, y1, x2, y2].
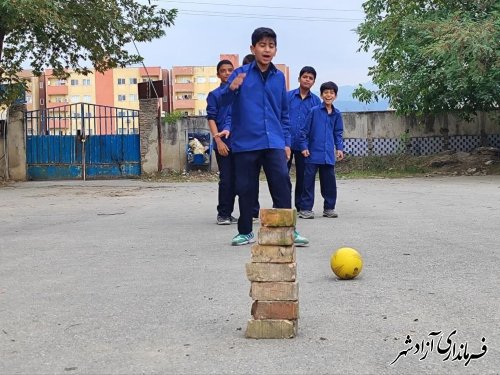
[336, 154, 430, 178]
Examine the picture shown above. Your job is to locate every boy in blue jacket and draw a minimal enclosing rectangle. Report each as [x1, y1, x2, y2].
[217, 27, 309, 246]
[206, 59, 236, 225]
[287, 66, 321, 212]
[298, 81, 344, 219]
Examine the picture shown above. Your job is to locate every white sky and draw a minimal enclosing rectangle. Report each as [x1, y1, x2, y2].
[134, 0, 373, 87]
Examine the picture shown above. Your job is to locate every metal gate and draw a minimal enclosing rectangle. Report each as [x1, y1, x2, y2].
[25, 103, 140, 180]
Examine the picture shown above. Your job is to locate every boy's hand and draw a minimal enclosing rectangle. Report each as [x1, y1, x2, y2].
[302, 150, 310, 157]
[215, 138, 230, 156]
[229, 73, 246, 91]
[285, 146, 291, 160]
[214, 130, 230, 139]
[336, 150, 344, 161]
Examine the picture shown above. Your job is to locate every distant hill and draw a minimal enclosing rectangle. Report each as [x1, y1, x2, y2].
[312, 82, 390, 112]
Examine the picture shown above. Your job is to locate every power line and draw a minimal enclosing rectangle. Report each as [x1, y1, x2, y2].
[160, 0, 363, 12]
[179, 10, 363, 22]
[176, 8, 363, 22]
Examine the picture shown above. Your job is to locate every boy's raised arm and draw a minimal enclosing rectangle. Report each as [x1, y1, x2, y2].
[219, 70, 244, 106]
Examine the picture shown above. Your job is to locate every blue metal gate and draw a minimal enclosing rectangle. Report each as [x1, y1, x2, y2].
[25, 103, 140, 180]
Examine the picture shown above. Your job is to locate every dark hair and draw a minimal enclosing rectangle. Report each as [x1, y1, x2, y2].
[320, 81, 339, 95]
[251, 27, 277, 46]
[299, 66, 317, 79]
[242, 54, 255, 65]
[216, 59, 233, 72]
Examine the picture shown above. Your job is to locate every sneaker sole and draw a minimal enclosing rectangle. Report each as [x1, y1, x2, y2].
[294, 242, 309, 247]
[217, 221, 231, 225]
[232, 239, 256, 246]
[298, 215, 314, 219]
[322, 214, 338, 218]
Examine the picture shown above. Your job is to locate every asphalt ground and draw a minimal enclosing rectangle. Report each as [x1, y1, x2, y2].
[1, 176, 499, 374]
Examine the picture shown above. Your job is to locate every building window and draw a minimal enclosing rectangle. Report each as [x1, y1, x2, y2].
[39, 82, 44, 89]
[118, 95, 126, 101]
[129, 94, 137, 101]
[176, 76, 192, 83]
[70, 79, 79, 86]
[70, 95, 80, 103]
[129, 78, 137, 84]
[26, 96, 33, 104]
[82, 79, 91, 86]
[117, 111, 125, 117]
[209, 77, 218, 83]
[118, 78, 126, 85]
[162, 79, 168, 86]
[40, 98, 45, 105]
[162, 95, 168, 102]
[197, 93, 206, 100]
[195, 76, 206, 83]
[83, 95, 91, 103]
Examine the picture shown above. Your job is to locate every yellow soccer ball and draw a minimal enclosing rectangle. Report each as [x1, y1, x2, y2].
[330, 247, 363, 280]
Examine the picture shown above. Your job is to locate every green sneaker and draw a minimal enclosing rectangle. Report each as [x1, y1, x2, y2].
[231, 232, 256, 246]
[294, 230, 309, 247]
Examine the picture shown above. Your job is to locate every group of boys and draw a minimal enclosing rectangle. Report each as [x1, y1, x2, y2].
[206, 27, 344, 246]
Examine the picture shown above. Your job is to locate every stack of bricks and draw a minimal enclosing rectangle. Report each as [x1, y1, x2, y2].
[245, 208, 298, 339]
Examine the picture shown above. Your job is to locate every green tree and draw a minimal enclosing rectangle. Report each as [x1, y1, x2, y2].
[354, 0, 499, 119]
[0, 0, 177, 106]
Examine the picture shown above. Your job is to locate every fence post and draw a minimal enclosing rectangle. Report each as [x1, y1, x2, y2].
[6, 104, 27, 181]
[139, 98, 160, 174]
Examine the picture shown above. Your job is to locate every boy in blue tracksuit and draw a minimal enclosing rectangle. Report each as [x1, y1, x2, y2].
[217, 27, 309, 246]
[206, 59, 236, 225]
[298, 81, 344, 219]
[287, 66, 321, 212]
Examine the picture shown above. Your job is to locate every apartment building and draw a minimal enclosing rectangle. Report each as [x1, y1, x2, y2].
[18, 54, 289, 118]
[171, 54, 290, 116]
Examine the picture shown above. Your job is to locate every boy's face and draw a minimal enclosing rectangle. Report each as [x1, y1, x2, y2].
[250, 37, 277, 69]
[321, 89, 337, 105]
[217, 64, 234, 83]
[299, 73, 315, 91]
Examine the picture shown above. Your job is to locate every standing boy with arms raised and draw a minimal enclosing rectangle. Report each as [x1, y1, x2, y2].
[299, 81, 344, 219]
[287, 66, 321, 212]
[206, 60, 236, 225]
[218, 27, 309, 246]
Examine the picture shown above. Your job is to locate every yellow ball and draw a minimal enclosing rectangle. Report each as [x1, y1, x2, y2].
[330, 247, 363, 280]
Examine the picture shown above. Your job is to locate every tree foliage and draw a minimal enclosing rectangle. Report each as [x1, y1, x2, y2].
[0, 0, 177, 106]
[354, 0, 500, 119]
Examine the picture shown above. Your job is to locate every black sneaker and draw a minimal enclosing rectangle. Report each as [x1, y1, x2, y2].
[230, 216, 238, 224]
[217, 216, 231, 225]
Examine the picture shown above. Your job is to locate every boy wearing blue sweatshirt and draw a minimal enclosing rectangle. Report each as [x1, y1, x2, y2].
[298, 81, 344, 219]
[218, 27, 309, 246]
[287, 66, 321, 212]
[206, 59, 236, 225]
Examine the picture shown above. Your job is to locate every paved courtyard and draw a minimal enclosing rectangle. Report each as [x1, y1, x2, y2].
[1, 176, 499, 374]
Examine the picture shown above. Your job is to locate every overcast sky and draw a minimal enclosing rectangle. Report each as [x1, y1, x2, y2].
[134, 0, 373, 87]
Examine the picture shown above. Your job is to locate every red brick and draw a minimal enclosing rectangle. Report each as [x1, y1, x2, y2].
[251, 301, 299, 320]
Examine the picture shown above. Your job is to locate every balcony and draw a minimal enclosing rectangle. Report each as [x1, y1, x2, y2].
[173, 82, 194, 91]
[173, 99, 195, 110]
[46, 85, 68, 95]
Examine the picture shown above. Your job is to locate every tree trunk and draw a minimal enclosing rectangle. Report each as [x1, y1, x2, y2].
[0, 31, 4, 70]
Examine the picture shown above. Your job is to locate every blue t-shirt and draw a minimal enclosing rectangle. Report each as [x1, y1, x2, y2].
[220, 61, 290, 153]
